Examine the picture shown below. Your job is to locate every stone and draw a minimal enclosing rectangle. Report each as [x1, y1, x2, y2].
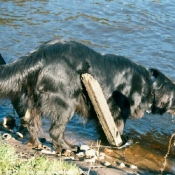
[104, 161, 111, 167]
[41, 149, 55, 154]
[119, 162, 126, 168]
[16, 132, 23, 138]
[80, 145, 90, 151]
[130, 164, 137, 169]
[85, 149, 96, 158]
[2, 133, 12, 140]
[76, 152, 85, 157]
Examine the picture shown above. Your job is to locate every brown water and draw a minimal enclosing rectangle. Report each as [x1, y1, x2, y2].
[0, 1, 175, 174]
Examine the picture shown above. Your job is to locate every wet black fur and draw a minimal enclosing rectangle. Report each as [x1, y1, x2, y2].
[0, 53, 28, 128]
[1, 40, 175, 150]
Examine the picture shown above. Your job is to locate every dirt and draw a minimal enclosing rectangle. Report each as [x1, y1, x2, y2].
[0, 127, 138, 175]
[0, 124, 175, 175]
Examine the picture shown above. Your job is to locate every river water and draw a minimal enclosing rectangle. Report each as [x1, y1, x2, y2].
[0, 0, 175, 174]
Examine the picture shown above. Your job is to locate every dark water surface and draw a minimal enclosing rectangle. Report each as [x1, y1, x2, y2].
[0, 0, 175, 174]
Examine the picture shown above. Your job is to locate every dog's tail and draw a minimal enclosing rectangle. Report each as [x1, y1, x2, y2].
[0, 53, 27, 118]
[0, 50, 44, 99]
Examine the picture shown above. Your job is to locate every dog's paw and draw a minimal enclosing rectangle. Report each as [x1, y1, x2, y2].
[26, 139, 42, 149]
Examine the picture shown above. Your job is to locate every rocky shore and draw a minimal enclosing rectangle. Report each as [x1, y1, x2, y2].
[0, 118, 140, 175]
[0, 116, 174, 175]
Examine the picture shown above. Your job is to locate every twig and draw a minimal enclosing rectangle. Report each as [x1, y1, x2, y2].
[87, 161, 93, 175]
[91, 145, 118, 149]
[160, 133, 175, 174]
[90, 142, 93, 149]
[97, 140, 101, 153]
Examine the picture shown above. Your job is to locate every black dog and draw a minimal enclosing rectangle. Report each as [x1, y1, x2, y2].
[0, 54, 28, 129]
[0, 40, 175, 152]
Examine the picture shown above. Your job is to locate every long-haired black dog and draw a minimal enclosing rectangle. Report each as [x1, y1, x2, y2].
[1, 40, 175, 152]
[0, 53, 28, 129]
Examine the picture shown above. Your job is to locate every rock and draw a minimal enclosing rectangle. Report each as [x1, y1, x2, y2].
[130, 164, 137, 169]
[2, 133, 12, 140]
[104, 161, 111, 167]
[16, 132, 23, 138]
[80, 145, 90, 151]
[119, 162, 126, 168]
[41, 149, 55, 154]
[85, 149, 96, 158]
[76, 152, 85, 157]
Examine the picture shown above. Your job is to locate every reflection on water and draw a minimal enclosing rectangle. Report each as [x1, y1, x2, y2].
[0, 0, 175, 174]
[42, 115, 102, 146]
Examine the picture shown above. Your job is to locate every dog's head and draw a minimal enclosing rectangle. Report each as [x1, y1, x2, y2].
[149, 68, 175, 116]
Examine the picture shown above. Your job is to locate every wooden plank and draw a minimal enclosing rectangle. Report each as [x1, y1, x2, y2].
[81, 73, 123, 147]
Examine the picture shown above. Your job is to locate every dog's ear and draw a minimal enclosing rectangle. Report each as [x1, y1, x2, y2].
[0, 53, 6, 65]
[149, 68, 160, 83]
[149, 68, 163, 90]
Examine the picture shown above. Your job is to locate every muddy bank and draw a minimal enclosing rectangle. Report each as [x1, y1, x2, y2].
[104, 141, 175, 174]
[0, 128, 138, 175]
[0, 121, 175, 175]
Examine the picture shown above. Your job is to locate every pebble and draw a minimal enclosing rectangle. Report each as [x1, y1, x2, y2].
[119, 162, 126, 168]
[85, 149, 96, 158]
[16, 132, 23, 138]
[130, 164, 137, 169]
[2, 133, 12, 140]
[41, 149, 55, 155]
[76, 152, 85, 157]
[104, 161, 111, 167]
[80, 145, 90, 151]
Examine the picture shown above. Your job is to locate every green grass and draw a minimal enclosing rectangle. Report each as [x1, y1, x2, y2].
[0, 140, 80, 175]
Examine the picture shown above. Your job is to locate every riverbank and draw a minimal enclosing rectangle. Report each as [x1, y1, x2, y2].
[0, 117, 175, 175]
[0, 126, 140, 175]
